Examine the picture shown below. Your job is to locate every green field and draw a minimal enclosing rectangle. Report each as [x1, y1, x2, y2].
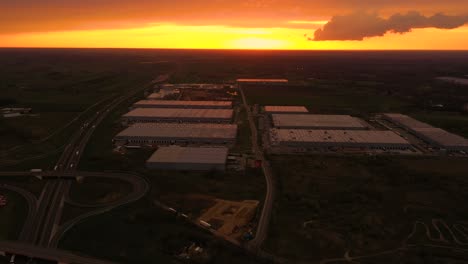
[0, 189, 28, 240]
[265, 155, 468, 263]
[60, 199, 265, 264]
[69, 177, 133, 206]
[0, 52, 171, 170]
[243, 82, 411, 116]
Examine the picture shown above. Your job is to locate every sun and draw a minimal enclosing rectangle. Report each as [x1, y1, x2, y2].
[228, 37, 289, 50]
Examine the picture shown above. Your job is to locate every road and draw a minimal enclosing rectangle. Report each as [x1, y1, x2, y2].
[0, 241, 117, 264]
[25, 75, 169, 249]
[238, 85, 275, 251]
[49, 172, 149, 248]
[0, 74, 166, 263]
[0, 184, 37, 242]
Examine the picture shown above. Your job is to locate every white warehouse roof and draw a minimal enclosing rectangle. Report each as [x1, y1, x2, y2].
[148, 146, 228, 164]
[123, 108, 233, 120]
[115, 123, 237, 140]
[272, 114, 368, 129]
[236, 78, 288, 83]
[382, 113, 433, 129]
[134, 100, 232, 108]
[383, 113, 468, 150]
[270, 129, 410, 146]
[413, 127, 468, 149]
[264, 106, 308, 113]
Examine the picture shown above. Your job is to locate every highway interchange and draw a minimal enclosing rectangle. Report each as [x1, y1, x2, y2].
[0, 76, 166, 263]
[0, 75, 276, 264]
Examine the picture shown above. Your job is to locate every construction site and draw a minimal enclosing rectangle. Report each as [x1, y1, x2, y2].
[198, 199, 259, 241]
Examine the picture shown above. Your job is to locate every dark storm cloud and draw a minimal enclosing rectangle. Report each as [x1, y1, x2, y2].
[313, 11, 468, 41]
[1, 0, 468, 34]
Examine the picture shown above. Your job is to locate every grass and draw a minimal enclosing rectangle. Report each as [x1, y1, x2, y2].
[243, 83, 411, 116]
[0, 189, 28, 240]
[0, 51, 170, 170]
[59, 199, 266, 264]
[69, 177, 133, 206]
[265, 155, 468, 263]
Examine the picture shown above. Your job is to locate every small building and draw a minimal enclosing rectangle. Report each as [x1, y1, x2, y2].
[114, 123, 238, 147]
[272, 114, 368, 130]
[133, 100, 232, 109]
[264, 106, 308, 114]
[146, 146, 229, 171]
[270, 129, 411, 150]
[122, 108, 233, 124]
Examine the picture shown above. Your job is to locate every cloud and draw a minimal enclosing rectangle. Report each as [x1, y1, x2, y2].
[313, 11, 468, 41]
[2, 1, 468, 34]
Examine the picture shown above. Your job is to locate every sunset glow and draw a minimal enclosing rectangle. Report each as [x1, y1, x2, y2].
[1, 1, 468, 50]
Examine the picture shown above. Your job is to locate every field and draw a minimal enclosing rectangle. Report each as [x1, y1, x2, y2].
[69, 177, 133, 206]
[0, 49, 172, 170]
[0, 189, 28, 240]
[265, 155, 468, 263]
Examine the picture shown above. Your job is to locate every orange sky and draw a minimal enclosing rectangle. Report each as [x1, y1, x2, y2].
[1, 1, 468, 50]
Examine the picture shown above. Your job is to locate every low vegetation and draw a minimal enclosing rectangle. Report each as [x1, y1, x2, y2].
[266, 155, 468, 262]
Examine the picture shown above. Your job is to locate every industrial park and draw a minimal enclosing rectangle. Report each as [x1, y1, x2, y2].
[2, 49, 468, 264]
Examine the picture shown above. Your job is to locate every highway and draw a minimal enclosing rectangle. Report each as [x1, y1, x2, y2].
[49, 172, 149, 248]
[238, 85, 275, 251]
[25, 74, 169, 248]
[0, 74, 169, 264]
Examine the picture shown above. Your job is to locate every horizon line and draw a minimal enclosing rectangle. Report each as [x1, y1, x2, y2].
[1, 47, 468, 52]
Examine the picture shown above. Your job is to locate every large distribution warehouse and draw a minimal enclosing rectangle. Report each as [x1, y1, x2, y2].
[272, 114, 368, 130]
[122, 108, 233, 124]
[383, 113, 468, 151]
[264, 106, 309, 114]
[236, 78, 288, 84]
[114, 123, 238, 146]
[146, 146, 229, 171]
[270, 129, 411, 150]
[133, 100, 232, 109]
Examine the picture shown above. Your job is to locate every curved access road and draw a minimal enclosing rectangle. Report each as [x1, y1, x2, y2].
[48, 172, 149, 248]
[0, 184, 38, 242]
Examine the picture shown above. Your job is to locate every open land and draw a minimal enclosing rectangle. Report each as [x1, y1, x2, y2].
[265, 155, 468, 263]
[1, 49, 468, 264]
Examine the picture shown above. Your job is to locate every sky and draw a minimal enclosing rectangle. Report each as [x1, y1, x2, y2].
[1, 0, 468, 50]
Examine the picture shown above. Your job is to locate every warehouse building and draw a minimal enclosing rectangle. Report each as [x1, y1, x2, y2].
[272, 114, 368, 130]
[270, 129, 411, 150]
[122, 108, 233, 124]
[237, 78, 288, 84]
[114, 123, 237, 147]
[264, 106, 308, 114]
[146, 146, 229, 171]
[133, 100, 232, 109]
[383, 113, 468, 151]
